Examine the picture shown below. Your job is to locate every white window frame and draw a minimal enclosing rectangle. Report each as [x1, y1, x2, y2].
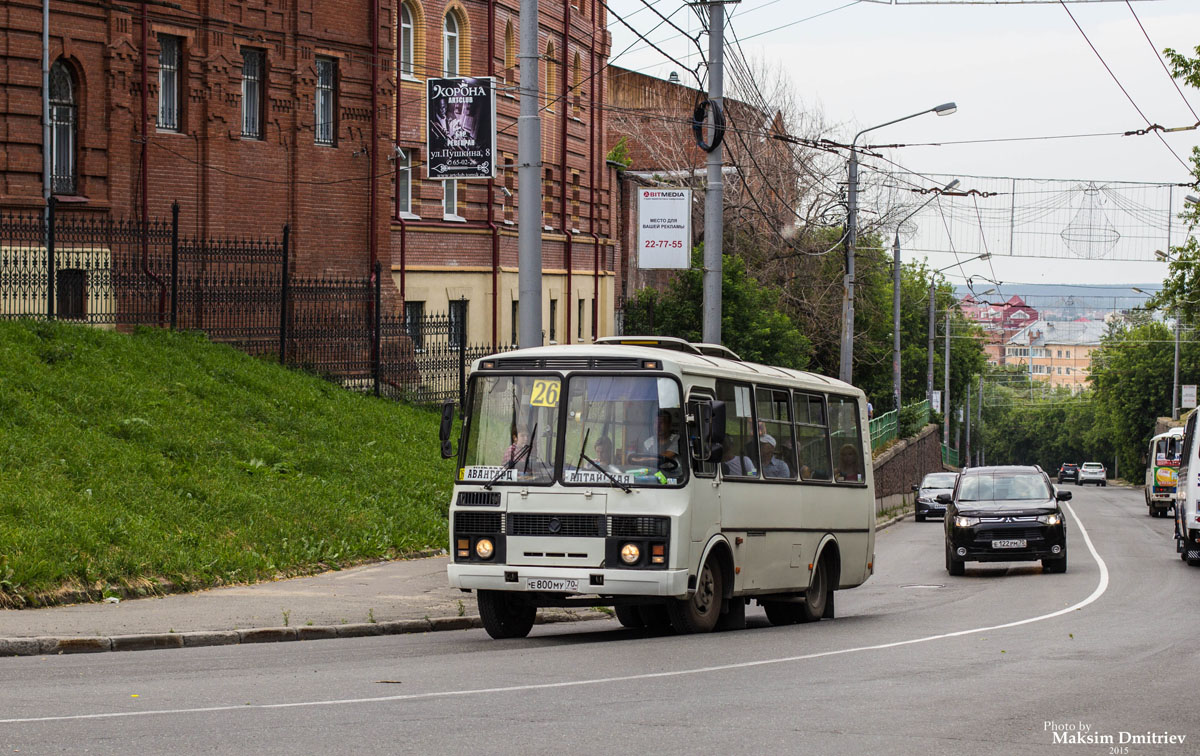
[157, 34, 181, 131]
[314, 57, 337, 146]
[443, 14, 459, 76]
[396, 148, 419, 218]
[400, 3, 416, 80]
[443, 179, 463, 221]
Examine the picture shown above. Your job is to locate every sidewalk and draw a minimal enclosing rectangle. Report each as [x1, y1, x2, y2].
[0, 555, 607, 656]
[2, 513, 914, 656]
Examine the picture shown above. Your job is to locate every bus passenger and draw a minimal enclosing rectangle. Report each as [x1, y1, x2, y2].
[630, 410, 679, 467]
[836, 443, 861, 482]
[593, 435, 622, 474]
[722, 436, 757, 477]
[760, 434, 791, 479]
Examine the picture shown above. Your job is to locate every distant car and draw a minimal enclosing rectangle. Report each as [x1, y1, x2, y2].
[1057, 463, 1079, 484]
[941, 465, 1070, 575]
[912, 472, 958, 522]
[1078, 462, 1107, 486]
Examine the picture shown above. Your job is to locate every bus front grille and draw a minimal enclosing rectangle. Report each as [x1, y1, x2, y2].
[507, 513, 604, 537]
[455, 512, 503, 534]
[609, 515, 670, 538]
[457, 491, 501, 507]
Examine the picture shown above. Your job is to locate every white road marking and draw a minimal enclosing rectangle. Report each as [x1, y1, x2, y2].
[1, 502, 1108, 725]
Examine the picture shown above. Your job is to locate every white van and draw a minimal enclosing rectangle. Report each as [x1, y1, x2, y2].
[1174, 409, 1200, 566]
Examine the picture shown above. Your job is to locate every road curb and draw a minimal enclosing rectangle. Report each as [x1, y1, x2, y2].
[0, 609, 609, 657]
[877, 510, 914, 531]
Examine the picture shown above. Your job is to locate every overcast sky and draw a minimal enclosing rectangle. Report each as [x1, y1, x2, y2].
[607, 0, 1200, 296]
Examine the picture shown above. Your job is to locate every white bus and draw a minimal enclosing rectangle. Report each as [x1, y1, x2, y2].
[1145, 426, 1183, 518]
[1174, 409, 1200, 566]
[441, 337, 877, 639]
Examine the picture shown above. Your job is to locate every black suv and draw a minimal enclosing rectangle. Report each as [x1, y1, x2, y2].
[1057, 463, 1079, 484]
[941, 465, 1070, 575]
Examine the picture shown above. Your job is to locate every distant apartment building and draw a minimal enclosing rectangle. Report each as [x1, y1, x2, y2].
[1005, 319, 1105, 393]
[960, 293, 1038, 367]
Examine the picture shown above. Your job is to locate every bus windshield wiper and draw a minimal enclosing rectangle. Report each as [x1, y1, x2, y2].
[484, 422, 537, 490]
[578, 451, 632, 493]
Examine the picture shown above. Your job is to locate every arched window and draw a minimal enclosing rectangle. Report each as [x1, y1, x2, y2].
[399, 2, 414, 78]
[544, 41, 555, 111]
[443, 13, 459, 76]
[503, 20, 515, 81]
[49, 60, 77, 195]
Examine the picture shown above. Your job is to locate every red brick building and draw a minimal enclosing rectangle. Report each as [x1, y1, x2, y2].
[1, 0, 618, 345]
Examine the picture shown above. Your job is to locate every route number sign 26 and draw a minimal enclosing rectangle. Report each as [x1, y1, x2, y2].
[637, 189, 692, 269]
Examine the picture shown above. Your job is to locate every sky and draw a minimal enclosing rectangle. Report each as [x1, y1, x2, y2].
[606, 0, 1200, 298]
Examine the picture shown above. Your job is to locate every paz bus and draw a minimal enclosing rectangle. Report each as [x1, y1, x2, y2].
[439, 337, 877, 639]
[1145, 426, 1183, 518]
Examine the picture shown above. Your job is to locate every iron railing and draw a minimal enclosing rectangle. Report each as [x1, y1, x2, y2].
[869, 399, 931, 451]
[0, 202, 512, 406]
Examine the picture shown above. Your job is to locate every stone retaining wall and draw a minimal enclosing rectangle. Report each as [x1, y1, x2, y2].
[872, 424, 947, 516]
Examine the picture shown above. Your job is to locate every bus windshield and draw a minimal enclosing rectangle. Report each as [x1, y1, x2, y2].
[461, 374, 561, 485]
[562, 375, 686, 487]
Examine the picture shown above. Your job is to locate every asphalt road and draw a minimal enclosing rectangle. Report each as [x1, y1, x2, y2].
[3, 485, 1198, 755]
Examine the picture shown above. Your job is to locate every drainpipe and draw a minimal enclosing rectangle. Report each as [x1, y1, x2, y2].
[588, 9, 600, 340]
[42, 0, 50, 213]
[394, 10, 406, 305]
[560, 0, 571, 343]
[369, 0, 379, 273]
[140, 2, 166, 320]
[488, 0, 500, 345]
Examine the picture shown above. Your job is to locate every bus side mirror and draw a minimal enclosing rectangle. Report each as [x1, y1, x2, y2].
[687, 400, 713, 463]
[708, 401, 727, 463]
[911, 483, 920, 492]
[439, 401, 456, 459]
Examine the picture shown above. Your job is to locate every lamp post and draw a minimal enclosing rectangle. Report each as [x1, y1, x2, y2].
[893, 179, 959, 411]
[841, 101, 957, 384]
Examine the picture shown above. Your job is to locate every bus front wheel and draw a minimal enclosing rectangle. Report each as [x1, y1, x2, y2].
[667, 557, 722, 634]
[477, 590, 536, 639]
[614, 605, 645, 629]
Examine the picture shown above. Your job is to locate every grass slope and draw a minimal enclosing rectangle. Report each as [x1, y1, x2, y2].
[0, 320, 454, 607]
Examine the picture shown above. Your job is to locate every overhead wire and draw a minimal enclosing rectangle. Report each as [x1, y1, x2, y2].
[1125, 0, 1200, 122]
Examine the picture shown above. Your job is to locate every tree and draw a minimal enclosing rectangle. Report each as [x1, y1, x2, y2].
[621, 246, 812, 369]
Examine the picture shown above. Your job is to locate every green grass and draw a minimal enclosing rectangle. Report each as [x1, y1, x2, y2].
[0, 320, 455, 607]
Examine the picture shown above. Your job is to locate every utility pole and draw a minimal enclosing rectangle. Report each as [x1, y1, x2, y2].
[944, 311, 951, 450]
[517, 0, 543, 348]
[927, 279, 936, 404]
[701, 1, 725, 345]
[977, 374, 984, 467]
[965, 380, 971, 468]
[1173, 308, 1181, 420]
[841, 146, 859, 384]
[892, 233, 901, 410]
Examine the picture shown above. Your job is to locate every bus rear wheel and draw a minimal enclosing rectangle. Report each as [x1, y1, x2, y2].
[477, 590, 536, 639]
[667, 557, 722, 634]
[797, 557, 829, 622]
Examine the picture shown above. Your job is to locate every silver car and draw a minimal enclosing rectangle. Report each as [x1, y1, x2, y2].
[1078, 462, 1107, 486]
[913, 471, 959, 521]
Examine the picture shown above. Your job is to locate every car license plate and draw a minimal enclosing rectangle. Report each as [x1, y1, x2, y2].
[525, 577, 581, 592]
[992, 539, 1027, 549]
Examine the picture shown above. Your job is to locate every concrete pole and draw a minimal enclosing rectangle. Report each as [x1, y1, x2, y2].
[1173, 310, 1181, 420]
[927, 279, 936, 403]
[517, 0, 543, 348]
[701, 2, 725, 345]
[944, 311, 951, 448]
[977, 373, 984, 466]
[965, 380, 971, 468]
[892, 233, 901, 410]
[840, 148, 858, 383]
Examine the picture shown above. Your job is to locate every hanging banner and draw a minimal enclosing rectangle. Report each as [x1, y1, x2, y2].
[1184, 385, 1197, 409]
[932, 390, 942, 414]
[426, 76, 496, 180]
[637, 188, 692, 269]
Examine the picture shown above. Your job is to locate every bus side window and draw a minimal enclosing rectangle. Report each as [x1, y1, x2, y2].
[756, 387, 795, 479]
[716, 379, 758, 478]
[829, 395, 865, 484]
[794, 392, 831, 481]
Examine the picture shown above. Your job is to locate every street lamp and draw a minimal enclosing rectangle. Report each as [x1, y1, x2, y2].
[841, 101, 958, 384]
[892, 179, 959, 410]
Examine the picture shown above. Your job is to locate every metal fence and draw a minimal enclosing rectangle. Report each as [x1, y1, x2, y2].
[870, 399, 932, 451]
[0, 202, 510, 406]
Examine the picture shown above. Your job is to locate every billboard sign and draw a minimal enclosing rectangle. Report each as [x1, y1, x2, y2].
[1184, 384, 1197, 409]
[426, 76, 496, 180]
[637, 188, 692, 269]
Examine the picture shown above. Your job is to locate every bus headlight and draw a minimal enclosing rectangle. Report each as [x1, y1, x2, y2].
[475, 538, 495, 559]
[620, 543, 641, 564]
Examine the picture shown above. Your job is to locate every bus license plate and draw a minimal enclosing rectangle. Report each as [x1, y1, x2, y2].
[992, 539, 1027, 549]
[526, 577, 581, 592]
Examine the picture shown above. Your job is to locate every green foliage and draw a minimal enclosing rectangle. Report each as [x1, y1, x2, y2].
[621, 246, 813, 369]
[897, 402, 926, 439]
[0, 320, 454, 607]
[606, 136, 632, 168]
[977, 380, 1104, 472]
